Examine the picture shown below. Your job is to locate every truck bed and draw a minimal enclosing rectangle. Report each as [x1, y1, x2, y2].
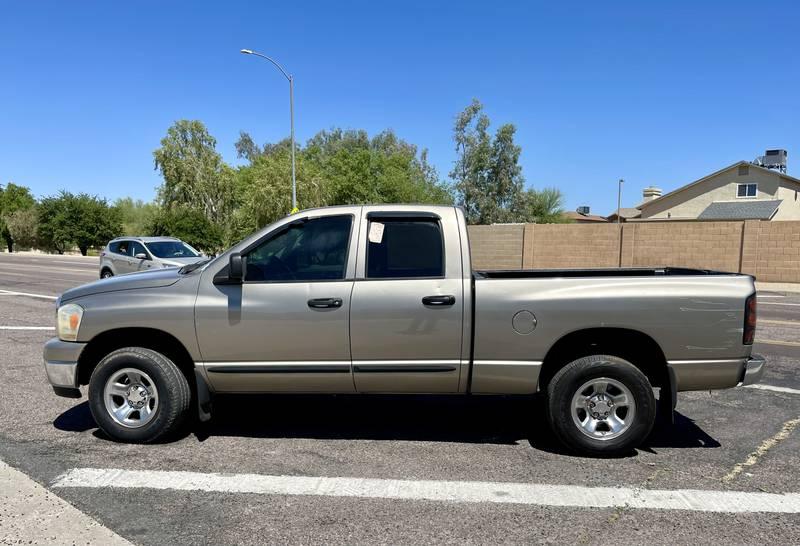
[474, 267, 742, 279]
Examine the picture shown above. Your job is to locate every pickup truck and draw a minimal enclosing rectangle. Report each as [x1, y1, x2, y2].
[43, 205, 765, 456]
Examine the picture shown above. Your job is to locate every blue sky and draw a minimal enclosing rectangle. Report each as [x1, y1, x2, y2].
[1, 1, 798, 215]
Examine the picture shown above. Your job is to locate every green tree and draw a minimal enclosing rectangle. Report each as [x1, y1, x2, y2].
[37, 191, 122, 255]
[153, 120, 236, 226]
[147, 206, 222, 254]
[517, 187, 568, 223]
[3, 208, 39, 250]
[0, 182, 36, 252]
[114, 197, 158, 235]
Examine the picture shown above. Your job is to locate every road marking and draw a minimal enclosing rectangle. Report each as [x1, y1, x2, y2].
[755, 339, 800, 347]
[52, 468, 800, 514]
[758, 295, 785, 298]
[722, 417, 800, 484]
[0, 262, 94, 274]
[759, 302, 800, 307]
[0, 289, 57, 300]
[0, 326, 54, 330]
[745, 384, 800, 396]
[760, 319, 800, 326]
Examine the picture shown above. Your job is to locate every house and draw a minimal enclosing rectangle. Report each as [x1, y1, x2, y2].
[637, 157, 800, 221]
[563, 207, 608, 223]
[606, 207, 641, 223]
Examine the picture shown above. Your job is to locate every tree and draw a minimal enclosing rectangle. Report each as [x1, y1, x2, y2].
[153, 120, 236, 226]
[37, 191, 122, 255]
[114, 197, 158, 235]
[3, 208, 39, 250]
[231, 127, 452, 241]
[450, 100, 492, 224]
[147, 206, 222, 254]
[0, 182, 36, 252]
[517, 187, 568, 223]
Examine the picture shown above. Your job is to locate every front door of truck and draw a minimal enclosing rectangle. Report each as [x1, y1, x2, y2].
[350, 209, 465, 393]
[194, 212, 358, 393]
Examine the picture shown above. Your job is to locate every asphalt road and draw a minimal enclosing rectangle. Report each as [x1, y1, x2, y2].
[0, 252, 798, 544]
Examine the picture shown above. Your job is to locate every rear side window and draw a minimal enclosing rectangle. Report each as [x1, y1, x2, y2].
[111, 241, 131, 256]
[366, 219, 444, 278]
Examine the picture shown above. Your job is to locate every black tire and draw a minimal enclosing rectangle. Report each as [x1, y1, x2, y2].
[100, 269, 113, 279]
[545, 355, 656, 457]
[88, 347, 191, 443]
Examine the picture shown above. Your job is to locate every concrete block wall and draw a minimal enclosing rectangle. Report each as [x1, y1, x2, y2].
[467, 224, 524, 270]
[468, 220, 800, 283]
[524, 224, 621, 269]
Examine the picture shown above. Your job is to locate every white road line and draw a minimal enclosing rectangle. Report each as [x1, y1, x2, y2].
[0, 289, 57, 300]
[755, 339, 800, 347]
[758, 295, 785, 299]
[52, 468, 800, 514]
[759, 302, 800, 307]
[760, 319, 800, 326]
[0, 262, 95, 274]
[0, 326, 54, 330]
[745, 384, 800, 396]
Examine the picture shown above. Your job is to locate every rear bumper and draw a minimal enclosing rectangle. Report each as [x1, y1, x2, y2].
[668, 354, 767, 391]
[43, 337, 86, 397]
[739, 354, 766, 386]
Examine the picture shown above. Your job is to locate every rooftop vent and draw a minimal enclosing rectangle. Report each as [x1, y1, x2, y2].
[576, 206, 591, 215]
[753, 149, 787, 173]
[642, 186, 662, 202]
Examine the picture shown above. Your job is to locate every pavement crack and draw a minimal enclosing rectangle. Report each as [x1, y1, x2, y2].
[721, 416, 800, 484]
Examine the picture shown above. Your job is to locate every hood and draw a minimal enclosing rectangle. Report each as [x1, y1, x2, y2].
[157, 256, 207, 267]
[60, 267, 183, 303]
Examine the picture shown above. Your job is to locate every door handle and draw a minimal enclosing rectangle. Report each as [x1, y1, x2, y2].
[308, 298, 343, 309]
[422, 295, 456, 306]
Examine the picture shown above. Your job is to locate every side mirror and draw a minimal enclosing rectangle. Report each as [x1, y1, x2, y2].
[228, 252, 244, 283]
[134, 253, 149, 260]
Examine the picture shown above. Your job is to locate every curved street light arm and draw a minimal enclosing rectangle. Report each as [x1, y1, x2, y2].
[241, 49, 292, 81]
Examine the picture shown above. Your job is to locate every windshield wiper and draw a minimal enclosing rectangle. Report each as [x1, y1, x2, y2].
[179, 258, 212, 274]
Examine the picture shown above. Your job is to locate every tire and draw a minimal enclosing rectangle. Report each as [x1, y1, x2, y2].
[545, 355, 656, 457]
[88, 347, 191, 443]
[100, 269, 113, 279]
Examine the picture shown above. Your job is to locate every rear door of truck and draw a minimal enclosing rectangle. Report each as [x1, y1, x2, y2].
[349, 207, 465, 392]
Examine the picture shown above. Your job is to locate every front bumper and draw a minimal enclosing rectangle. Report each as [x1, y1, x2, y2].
[740, 354, 766, 386]
[43, 337, 87, 397]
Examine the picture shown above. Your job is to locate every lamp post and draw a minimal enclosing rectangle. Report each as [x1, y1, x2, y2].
[240, 49, 297, 211]
[617, 178, 624, 224]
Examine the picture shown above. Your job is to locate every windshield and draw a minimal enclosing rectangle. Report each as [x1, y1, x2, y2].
[145, 241, 201, 259]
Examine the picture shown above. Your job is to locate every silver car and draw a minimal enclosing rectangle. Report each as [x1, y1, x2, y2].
[99, 236, 205, 278]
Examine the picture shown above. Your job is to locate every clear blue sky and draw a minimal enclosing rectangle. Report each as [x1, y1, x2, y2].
[2, 1, 798, 215]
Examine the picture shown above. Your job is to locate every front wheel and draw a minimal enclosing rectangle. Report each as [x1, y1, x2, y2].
[88, 347, 191, 443]
[100, 269, 113, 279]
[545, 355, 656, 457]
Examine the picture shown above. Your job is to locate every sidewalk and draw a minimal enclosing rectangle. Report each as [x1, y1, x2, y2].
[0, 459, 131, 545]
[756, 282, 800, 295]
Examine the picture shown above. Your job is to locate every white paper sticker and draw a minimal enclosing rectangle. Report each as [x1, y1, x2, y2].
[368, 222, 385, 244]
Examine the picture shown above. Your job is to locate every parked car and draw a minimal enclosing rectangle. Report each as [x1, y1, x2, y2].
[45, 205, 764, 456]
[99, 236, 205, 278]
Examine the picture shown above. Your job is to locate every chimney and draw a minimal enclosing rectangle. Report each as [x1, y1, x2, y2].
[642, 186, 662, 202]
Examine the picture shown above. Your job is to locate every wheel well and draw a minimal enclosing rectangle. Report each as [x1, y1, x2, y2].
[539, 328, 668, 391]
[100, 266, 112, 275]
[77, 328, 195, 386]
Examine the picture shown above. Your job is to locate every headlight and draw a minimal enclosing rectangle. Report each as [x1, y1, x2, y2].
[57, 304, 84, 342]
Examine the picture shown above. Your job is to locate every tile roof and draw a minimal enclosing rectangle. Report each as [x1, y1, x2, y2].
[697, 200, 782, 220]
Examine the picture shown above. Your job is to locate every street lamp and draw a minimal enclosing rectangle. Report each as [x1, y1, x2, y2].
[240, 48, 297, 211]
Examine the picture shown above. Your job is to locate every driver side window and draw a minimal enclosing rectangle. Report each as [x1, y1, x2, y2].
[244, 215, 352, 282]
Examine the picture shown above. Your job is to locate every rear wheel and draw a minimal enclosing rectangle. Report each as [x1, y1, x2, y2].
[88, 347, 191, 443]
[100, 269, 113, 279]
[546, 355, 656, 456]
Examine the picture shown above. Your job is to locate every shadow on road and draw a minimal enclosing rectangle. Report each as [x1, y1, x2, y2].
[53, 394, 721, 455]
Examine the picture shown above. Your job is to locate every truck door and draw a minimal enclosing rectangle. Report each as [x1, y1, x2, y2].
[194, 212, 358, 393]
[350, 208, 465, 393]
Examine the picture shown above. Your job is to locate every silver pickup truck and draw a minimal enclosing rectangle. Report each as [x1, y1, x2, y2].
[44, 205, 765, 456]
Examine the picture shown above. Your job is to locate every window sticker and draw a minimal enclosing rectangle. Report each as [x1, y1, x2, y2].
[368, 222, 385, 244]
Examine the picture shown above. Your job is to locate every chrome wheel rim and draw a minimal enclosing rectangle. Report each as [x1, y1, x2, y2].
[103, 368, 159, 428]
[570, 377, 636, 441]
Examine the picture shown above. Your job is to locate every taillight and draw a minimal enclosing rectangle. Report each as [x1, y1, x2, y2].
[743, 293, 757, 345]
